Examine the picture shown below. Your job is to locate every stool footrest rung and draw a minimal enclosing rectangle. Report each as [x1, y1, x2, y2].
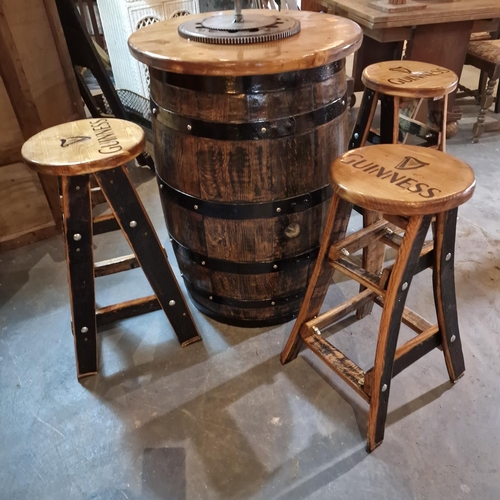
[94, 254, 139, 277]
[96, 295, 160, 327]
[302, 332, 369, 402]
[329, 219, 389, 261]
[305, 289, 377, 332]
[93, 212, 120, 235]
[374, 297, 433, 334]
[364, 325, 441, 396]
[331, 257, 385, 297]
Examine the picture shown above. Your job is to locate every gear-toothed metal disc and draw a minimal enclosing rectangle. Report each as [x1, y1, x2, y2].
[178, 14, 301, 45]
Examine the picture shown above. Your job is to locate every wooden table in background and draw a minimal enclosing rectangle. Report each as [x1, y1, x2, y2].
[311, 0, 500, 131]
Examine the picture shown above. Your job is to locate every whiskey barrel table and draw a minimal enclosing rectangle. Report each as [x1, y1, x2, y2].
[129, 10, 362, 326]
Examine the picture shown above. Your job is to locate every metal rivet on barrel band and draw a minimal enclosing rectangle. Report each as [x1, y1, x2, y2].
[129, 221, 137, 228]
[381, 384, 388, 392]
[169, 300, 176, 306]
[276, 207, 281, 213]
[76, 186, 80, 190]
[81, 326, 88, 334]
[354, 133, 359, 139]
[273, 264, 278, 269]
[209, 296, 213, 300]
[446, 253, 452, 261]
[73, 233, 81, 241]
[402, 282, 408, 291]
[271, 301, 275, 306]
[153, 92, 347, 141]
[450, 335, 456, 342]
[194, 205, 199, 210]
[201, 261, 206, 266]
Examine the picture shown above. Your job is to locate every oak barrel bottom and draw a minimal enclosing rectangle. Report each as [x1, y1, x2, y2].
[171, 237, 317, 327]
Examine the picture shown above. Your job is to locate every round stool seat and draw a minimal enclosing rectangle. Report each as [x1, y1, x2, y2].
[331, 145, 475, 216]
[362, 60, 458, 99]
[21, 118, 145, 176]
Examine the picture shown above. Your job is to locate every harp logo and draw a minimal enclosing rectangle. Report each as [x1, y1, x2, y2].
[341, 153, 442, 199]
[60, 136, 91, 147]
[394, 156, 429, 171]
[389, 66, 412, 74]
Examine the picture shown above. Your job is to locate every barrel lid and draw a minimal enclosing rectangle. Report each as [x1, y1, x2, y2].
[128, 10, 362, 76]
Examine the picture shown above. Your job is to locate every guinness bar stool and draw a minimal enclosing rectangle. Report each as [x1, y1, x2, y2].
[350, 60, 458, 152]
[21, 118, 201, 379]
[281, 144, 475, 451]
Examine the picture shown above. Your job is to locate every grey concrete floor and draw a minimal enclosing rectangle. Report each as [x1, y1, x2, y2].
[2, 101, 500, 499]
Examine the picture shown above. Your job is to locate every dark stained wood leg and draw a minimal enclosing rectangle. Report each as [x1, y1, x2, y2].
[357, 210, 386, 319]
[281, 194, 352, 364]
[380, 95, 400, 144]
[473, 77, 498, 143]
[367, 214, 432, 451]
[349, 89, 379, 149]
[433, 208, 465, 382]
[94, 166, 202, 347]
[352, 38, 404, 92]
[61, 175, 98, 379]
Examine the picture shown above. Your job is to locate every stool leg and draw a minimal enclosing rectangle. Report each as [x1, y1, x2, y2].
[94, 166, 201, 347]
[440, 95, 448, 153]
[281, 194, 352, 364]
[380, 95, 400, 144]
[61, 175, 98, 379]
[367, 214, 432, 451]
[349, 89, 379, 149]
[473, 76, 498, 143]
[433, 208, 465, 382]
[357, 210, 386, 319]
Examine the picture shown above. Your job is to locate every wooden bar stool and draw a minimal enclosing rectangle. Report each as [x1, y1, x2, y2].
[21, 118, 202, 379]
[350, 60, 458, 152]
[281, 144, 475, 451]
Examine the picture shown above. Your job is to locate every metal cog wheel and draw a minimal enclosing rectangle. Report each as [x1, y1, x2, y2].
[178, 14, 301, 45]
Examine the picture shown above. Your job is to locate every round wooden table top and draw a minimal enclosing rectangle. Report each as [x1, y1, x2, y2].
[128, 10, 363, 76]
[21, 118, 145, 176]
[331, 145, 475, 216]
[362, 60, 458, 98]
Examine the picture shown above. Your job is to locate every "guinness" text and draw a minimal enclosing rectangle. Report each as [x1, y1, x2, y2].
[89, 118, 123, 154]
[342, 154, 442, 199]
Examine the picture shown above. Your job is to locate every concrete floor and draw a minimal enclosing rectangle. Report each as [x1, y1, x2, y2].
[2, 77, 500, 498]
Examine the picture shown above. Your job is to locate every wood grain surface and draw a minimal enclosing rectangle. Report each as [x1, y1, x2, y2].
[331, 144, 475, 215]
[21, 118, 145, 176]
[128, 10, 362, 76]
[153, 62, 349, 324]
[328, 0, 500, 30]
[362, 60, 458, 98]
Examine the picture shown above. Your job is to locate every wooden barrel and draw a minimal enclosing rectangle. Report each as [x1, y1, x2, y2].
[129, 10, 362, 326]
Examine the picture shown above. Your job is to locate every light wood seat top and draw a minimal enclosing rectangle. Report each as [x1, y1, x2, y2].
[362, 60, 458, 98]
[128, 10, 362, 76]
[21, 118, 145, 176]
[331, 145, 475, 216]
